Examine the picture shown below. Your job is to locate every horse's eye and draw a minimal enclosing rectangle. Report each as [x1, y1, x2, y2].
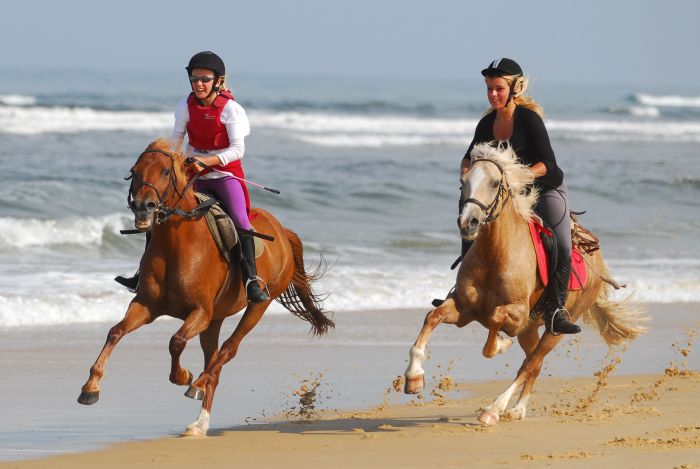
[162, 169, 170, 177]
[492, 180, 500, 188]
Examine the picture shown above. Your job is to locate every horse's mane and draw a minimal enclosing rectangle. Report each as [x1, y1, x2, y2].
[470, 142, 539, 221]
[144, 138, 188, 183]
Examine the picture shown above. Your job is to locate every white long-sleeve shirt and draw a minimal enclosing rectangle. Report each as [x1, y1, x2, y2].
[171, 96, 251, 179]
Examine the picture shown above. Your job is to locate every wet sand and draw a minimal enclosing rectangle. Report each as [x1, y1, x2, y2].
[1, 303, 698, 467]
[3, 372, 699, 469]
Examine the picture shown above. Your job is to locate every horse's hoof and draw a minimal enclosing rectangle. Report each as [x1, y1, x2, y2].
[170, 370, 192, 386]
[185, 385, 205, 400]
[477, 409, 499, 426]
[77, 390, 100, 405]
[182, 424, 207, 437]
[404, 375, 424, 394]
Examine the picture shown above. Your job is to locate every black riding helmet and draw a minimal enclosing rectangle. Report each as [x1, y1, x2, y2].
[481, 58, 523, 104]
[186, 51, 225, 76]
[186, 51, 225, 98]
[481, 58, 522, 78]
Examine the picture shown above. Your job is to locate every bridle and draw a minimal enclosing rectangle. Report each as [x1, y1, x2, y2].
[126, 149, 210, 224]
[461, 158, 511, 225]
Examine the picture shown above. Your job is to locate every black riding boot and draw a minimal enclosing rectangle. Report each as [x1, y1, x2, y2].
[543, 259, 581, 335]
[115, 231, 151, 291]
[238, 233, 269, 303]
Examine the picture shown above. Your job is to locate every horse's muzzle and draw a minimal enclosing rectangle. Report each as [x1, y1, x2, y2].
[130, 200, 158, 232]
[458, 214, 480, 241]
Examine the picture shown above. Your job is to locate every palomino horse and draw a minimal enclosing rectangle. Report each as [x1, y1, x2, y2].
[404, 142, 645, 425]
[78, 139, 334, 436]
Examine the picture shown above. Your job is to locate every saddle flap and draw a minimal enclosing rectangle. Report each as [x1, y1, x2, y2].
[195, 192, 238, 263]
[195, 192, 265, 262]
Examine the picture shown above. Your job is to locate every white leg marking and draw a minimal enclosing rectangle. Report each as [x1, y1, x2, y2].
[405, 345, 426, 378]
[505, 395, 530, 420]
[495, 335, 513, 355]
[484, 380, 521, 416]
[184, 409, 210, 437]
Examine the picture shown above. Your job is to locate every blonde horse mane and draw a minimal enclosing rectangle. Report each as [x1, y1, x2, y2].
[470, 142, 539, 221]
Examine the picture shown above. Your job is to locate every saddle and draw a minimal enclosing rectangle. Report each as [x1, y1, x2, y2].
[195, 192, 264, 263]
[528, 212, 599, 318]
[529, 211, 599, 291]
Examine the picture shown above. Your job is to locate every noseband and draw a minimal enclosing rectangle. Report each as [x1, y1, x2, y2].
[126, 149, 205, 224]
[461, 158, 510, 225]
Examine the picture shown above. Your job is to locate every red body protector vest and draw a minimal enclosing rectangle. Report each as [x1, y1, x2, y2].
[186, 90, 250, 211]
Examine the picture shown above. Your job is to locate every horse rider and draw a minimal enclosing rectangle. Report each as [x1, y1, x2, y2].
[116, 51, 269, 303]
[459, 58, 580, 335]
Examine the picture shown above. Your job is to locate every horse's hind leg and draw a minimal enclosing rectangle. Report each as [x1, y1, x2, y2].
[503, 324, 540, 420]
[404, 297, 470, 394]
[508, 331, 565, 420]
[199, 318, 224, 370]
[184, 301, 270, 436]
[78, 302, 154, 405]
[169, 306, 212, 386]
[479, 328, 564, 425]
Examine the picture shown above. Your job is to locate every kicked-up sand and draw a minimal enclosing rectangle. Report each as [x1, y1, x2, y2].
[1, 303, 698, 468]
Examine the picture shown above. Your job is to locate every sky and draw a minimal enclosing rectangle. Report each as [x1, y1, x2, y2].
[1, 0, 698, 88]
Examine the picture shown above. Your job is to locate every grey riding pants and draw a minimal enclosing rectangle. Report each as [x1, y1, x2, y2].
[535, 181, 572, 266]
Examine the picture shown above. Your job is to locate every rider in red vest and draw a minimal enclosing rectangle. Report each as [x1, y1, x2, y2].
[116, 51, 269, 303]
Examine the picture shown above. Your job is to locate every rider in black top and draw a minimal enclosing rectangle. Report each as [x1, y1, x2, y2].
[460, 58, 580, 336]
[465, 106, 563, 192]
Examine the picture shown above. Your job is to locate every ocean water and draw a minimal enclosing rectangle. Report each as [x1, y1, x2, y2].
[1, 70, 699, 328]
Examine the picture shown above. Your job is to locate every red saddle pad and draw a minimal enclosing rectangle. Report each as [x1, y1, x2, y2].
[528, 221, 587, 291]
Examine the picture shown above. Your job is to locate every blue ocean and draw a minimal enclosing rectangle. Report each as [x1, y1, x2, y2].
[1, 70, 699, 328]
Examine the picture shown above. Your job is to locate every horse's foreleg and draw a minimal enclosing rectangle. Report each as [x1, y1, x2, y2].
[78, 302, 154, 405]
[404, 297, 467, 394]
[169, 306, 211, 386]
[184, 301, 269, 436]
[481, 303, 525, 358]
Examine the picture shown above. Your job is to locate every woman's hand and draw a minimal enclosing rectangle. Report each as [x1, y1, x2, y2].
[529, 162, 548, 179]
[187, 155, 221, 173]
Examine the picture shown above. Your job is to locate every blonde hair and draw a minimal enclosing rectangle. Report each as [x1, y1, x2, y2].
[218, 75, 230, 92]
[486, 74, 544, 118]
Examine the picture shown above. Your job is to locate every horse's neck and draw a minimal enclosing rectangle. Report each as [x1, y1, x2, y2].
[477, 198, 527, 259]
[150, 192, 206, 245]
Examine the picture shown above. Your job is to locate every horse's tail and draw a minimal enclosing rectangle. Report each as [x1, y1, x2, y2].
[585, 261, 648, 347]
[275, 228, 335, 336]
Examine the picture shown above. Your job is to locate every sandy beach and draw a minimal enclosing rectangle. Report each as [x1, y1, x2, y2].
[1, 303, 699, 468]
[2, 373, 699, 468]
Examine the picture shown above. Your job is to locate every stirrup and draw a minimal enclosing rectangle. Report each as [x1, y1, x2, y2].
[546, 307, 579, 336]
[245, 276, 270, 302]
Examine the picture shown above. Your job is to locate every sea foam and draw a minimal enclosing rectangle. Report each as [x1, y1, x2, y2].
[0, 214, 129, 248]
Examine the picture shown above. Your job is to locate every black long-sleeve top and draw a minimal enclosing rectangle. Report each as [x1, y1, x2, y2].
[464, 105, 564, 190]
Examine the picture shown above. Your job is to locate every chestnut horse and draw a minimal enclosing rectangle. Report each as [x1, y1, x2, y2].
[404, 143, 645, 425]
[78, 139, 334, 436]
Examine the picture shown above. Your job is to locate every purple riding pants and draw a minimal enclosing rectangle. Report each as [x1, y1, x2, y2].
[195, 176, 252, 230]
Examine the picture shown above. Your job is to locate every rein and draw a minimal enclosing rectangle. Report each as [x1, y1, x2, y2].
[462, 158, 511, 224]
[127, 148, 211, 224]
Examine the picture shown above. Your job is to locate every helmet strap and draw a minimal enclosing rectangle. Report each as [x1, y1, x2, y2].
[505, 76, 521, 105]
